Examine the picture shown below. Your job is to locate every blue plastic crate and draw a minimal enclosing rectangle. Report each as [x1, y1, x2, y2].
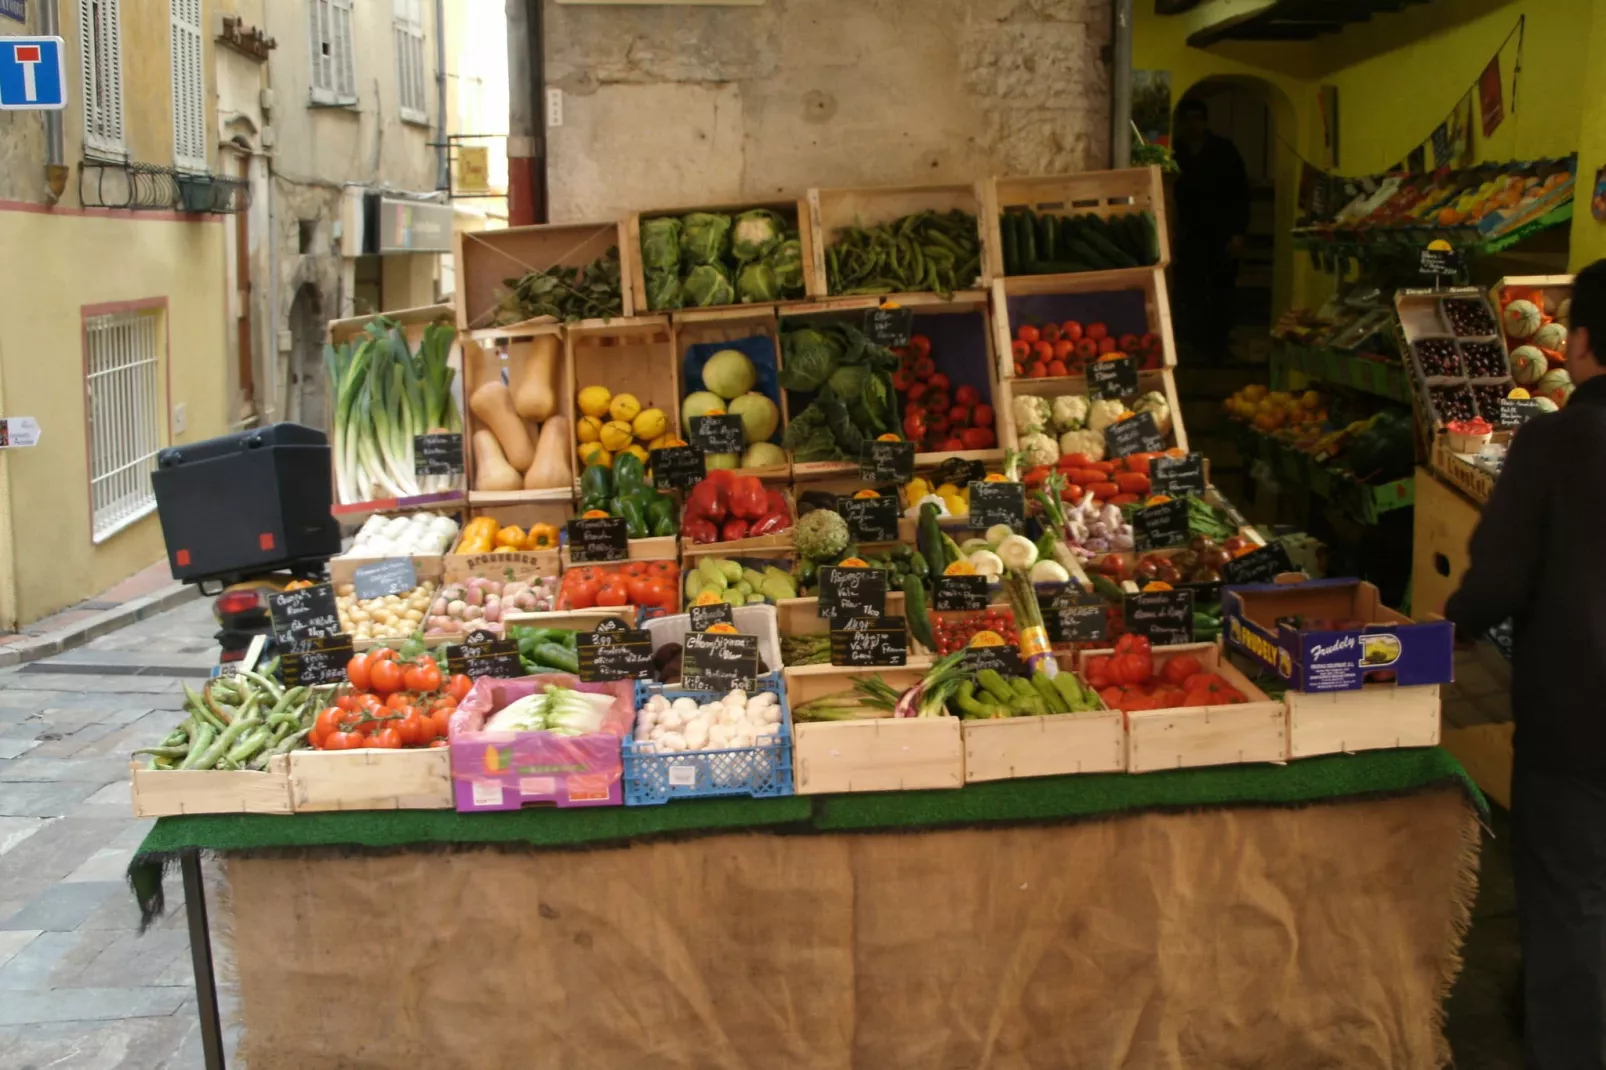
[622, 675, 794, 806]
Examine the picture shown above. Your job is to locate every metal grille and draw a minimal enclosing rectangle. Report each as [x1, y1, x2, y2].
[86, 309, 163, 542]
[170, 0, 206, 171]
[394, 0, 427, 123]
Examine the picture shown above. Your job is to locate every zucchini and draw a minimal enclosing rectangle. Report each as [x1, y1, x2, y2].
[1019, 209, 1038, 266]
[526, 642, 579, 674]
[1037, 213, 1057, 262]
[1000, 213, 1019, 274]
[918, 502, 947, 575]
[1136, 210, 1160, 264]
[1032, 259, 1095, 274]
[1082, 224, 1138, 269]
[1069, 238, 1117, 271]
[901, 574, 934, 651]
[1058, 215, 1083, 258]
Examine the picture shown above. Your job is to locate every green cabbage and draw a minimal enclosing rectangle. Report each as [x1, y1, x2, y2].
[645, 270, 683, 311]
[737, 261, 780, 304]
[639, 217, 682, 274]
[778, 326, 841, 392]
[767, 238, 805, 295]
[683, 263, 734, 307]
[731, 209, 785, 262]
[679, 212, 732, 265]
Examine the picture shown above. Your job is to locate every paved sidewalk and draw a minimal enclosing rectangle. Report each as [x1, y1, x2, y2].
[0, 560, 198, 669]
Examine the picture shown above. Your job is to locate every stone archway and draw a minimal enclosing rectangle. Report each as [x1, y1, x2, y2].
[287, 283, 326, 432]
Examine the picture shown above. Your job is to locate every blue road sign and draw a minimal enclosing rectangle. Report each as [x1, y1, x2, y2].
[0, 36, 65, 111]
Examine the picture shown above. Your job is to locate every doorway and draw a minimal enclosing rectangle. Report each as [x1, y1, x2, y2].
[287, 283, 326, 432]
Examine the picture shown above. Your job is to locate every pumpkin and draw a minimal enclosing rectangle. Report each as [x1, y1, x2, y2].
[1503, 299, 1542, 339]
[1510, 345, 1548, 385]
[1537, 369, 1574, 407]
[526, 416, 573, 490]
[511, 334, 560, 421]
[470, 382, 536, 472]
[472, 430, 522, 492]
[1533, 322, 1569, 352]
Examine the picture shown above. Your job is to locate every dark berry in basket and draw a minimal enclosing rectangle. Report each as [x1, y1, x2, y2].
[1442, 297, 1498, 337]
[1413, 338, 1462, 378]
[1460, 340, 1508, 379]
[1472, 382, 1514, 422]
[1430, 383, 1476, 424]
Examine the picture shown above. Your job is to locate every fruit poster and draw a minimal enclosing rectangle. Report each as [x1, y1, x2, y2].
[1479, 55, 1504, 138]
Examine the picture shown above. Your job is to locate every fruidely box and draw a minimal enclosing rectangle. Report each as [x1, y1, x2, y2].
[1222, 577, 1453, 693]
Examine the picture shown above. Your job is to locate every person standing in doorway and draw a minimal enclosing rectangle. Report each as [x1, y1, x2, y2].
[1172, 97, 1250, 362]
[1446, 259, 1606, 1068]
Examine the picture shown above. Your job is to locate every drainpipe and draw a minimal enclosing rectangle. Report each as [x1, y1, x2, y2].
[1111, 0, 1133, 168]
[506, 0, 547, 224]
[435, 0, 448, 191]
[41, 0, 65, 200]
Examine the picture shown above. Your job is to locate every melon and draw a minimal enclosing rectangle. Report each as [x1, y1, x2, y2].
[1556, 296, 1572, 326]
[1503, 298, 1542, 339]
[1510, 345, 1548, 385]
[1533, 321, 1568, 352]
[1532, 396, 1559, 413]
[1536, 368, 1574, 407]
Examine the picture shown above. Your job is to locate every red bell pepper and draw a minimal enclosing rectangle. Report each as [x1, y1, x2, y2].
[749, 512, 789, 536]
[764, 489, 790, 517]
[728, 475, 766, 520]
[960, 427, 996, 450]
[683, 518, 719, 544]
[684, 478, 727, 523]
[721, 517, 751, 542]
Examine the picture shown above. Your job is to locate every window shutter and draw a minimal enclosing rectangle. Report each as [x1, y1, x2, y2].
[170, 0, 207, 172]
[394, 0, 427, 123]
[332, 0, 356, 103]
[80, 0, 125, 159]
[102, 0, 124, 150]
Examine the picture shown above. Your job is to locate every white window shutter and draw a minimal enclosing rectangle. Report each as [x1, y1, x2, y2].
[80, 0, 125, 159]
[103, 0, 124, 151]
[394, 0, 426, 123]
[333, 0, 356, 103]
[170, 0, 207, 172]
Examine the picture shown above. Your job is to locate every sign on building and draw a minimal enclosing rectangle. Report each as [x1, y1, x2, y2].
[0, 36, 65, 111]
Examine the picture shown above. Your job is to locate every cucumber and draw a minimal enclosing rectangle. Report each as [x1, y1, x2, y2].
[918, 502, 947, 575]
[1136, 211, 1160, 264]
[1082, 223, 1138, 268]
[1037, 213, 1057, 262]
[1019, 209, 1038, 266]
[901, 574, 934, 652]
[1000, 213, 1019, 273]
[1052, 671, 1086, 711]
[1031, 670, 1069, 713]
[1069, 238, 1117, 271]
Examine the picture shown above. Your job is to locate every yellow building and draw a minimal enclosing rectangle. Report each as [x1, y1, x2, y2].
[0, 1, 230, 628]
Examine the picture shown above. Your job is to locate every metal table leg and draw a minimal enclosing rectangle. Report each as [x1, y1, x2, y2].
[181, 851, 227, 1070]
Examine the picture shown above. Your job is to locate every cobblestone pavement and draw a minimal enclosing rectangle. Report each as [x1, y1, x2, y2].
[0, 598, 234, 1069]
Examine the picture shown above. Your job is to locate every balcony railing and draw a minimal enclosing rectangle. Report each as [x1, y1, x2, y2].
[79, 159, 251, 215]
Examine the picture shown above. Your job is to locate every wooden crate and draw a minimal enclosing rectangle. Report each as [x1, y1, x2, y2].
[1412, 466, 1481, 620]
[962, 708, 1125, 781]
[1489, 274, 1573, 324]
[460, 331, 576, 505]
[674, 306, 792, 481]
[990, 270, 1177, 376]
[996, 366, 1188, 455]
[566, 316, 679, 492]
[1429, 431, 1500, 506]
[785, 662, 960, 793]
[1077, 643, 1286, 772]
[1286, 683, 1441, 759]
[288, 748, 452, 811]
[627, 199, 817, 315]
[775, 593, 907, 639]
[502, 606, 638, 630]
[454, 220, 634, 333]
[981, 166, 1171, 279]
[808, 182, 988, 298]
[559, 534, 679, 569]
[327, 303, 455, 345]
[129, 757, 292, 817]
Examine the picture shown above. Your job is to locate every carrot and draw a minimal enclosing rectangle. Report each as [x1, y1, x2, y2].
[1114, 472, 1152, 495]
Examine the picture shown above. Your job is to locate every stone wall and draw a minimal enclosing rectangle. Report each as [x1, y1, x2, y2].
[543, 0, 1113, 221]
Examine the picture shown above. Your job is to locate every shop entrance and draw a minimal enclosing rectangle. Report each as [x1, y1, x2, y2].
[287, 283, 326, 432]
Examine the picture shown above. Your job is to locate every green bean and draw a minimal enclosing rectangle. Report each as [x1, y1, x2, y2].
[186, 717, 252, 771]
[239, 670, 284, 702]
[134, 744, 190, 759]
[178, 724, 218, 769]
[227, 725, 273, 764]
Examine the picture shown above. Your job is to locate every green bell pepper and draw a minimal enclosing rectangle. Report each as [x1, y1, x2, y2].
[613, 451, 646, 493]
[613, 495, 649, 540]
[580, 464, 613, 511]
[646, 494, 679, 537]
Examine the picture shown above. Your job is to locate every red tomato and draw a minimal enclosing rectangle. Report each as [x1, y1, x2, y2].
[384, 691, 412, 712]
[346, 652, 373, 692]
[1017, 325, 1041, 344]
[1061, 321, 1084, 342]
[1032, 340, 1055, 364]
[325, 730, 364, 750]
[627, 576, 659, 606]
[446, 673, 473, 702]
[595, 582, 630, 607]
[1046, 360, 1067, 377]
[1085, 322, 1109, 341]
[1040, 322, 1062, 343]
[623, 561, 648, 578]
[649, 560, 677, 579]
[431, 707, 454, 740]
[1097, 336, 1118, 355]
[404, 656, 442, 693]
[395, 710, 429, 747]
[335, 693, 360, 712]
[369, 659, 405, 696]
[371, 727, 403, 749]
[1053, 339, 1075, 361]
[565, 575, 600, 610]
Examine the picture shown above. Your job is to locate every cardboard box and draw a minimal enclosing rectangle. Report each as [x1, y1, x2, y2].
[1223, 577, 1453, 693]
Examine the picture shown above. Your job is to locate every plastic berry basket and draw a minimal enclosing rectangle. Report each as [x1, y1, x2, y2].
[622, 673, 794, 805]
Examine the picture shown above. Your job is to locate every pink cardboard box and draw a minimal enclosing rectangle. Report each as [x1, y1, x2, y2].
[449, 674, 636, 811]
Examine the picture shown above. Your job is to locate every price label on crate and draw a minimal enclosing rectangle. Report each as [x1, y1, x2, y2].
[352, 558, 419, 601]
[837, 495, 900, 544]
[577, 619, 654, 683]
[830, 615, 908, 667]
[683, 632, 760, 691]
[1419, 244, 1463, 280]
[863, 305, 914, 348]
[960, 642, 1022, 678]
[1133, 499, 1190, 551]
[266, 583, 341, 651]
[933, 573, 990, 612]
[688, 601, 736, 631]
[1495, 397, 1547, 428]
[281, 633, 355, 687]
[1150, 452, 1206, 498]
[1087, 355, 1139, 400]
[567, 517, 629, 563]
[859, 439, 915, 483]
[688, 414, 745, 455]
[651, 445, 706, 490]
[1103, 411, 1166, 459]
[817, 566, 886, 623]
[1041, 584, 1109, 644]
[935, 456, 986, 488]
[1124, 588, 1195, 646]
[967, 481, 1025, 531]
[1221, 541, 1295, 587]
[445, 629, 524, 680]
[413, 432, 464, 476]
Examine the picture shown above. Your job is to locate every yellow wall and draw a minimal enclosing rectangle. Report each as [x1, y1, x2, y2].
[1570, 7, 1606, 267]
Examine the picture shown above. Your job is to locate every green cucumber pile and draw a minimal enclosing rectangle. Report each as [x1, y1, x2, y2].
[999, 209, 1160, 276]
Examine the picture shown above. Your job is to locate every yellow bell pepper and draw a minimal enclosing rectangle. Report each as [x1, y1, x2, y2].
[526, 523, 559, 551]
[495, 525, 528, 549]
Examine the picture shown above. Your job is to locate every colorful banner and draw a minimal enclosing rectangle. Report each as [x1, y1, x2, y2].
[1479, 55, 1504, 138]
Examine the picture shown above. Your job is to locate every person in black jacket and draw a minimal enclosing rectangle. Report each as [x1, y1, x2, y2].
[1173, 97, 1250, 360]
[1446, 259, 1606, 1069]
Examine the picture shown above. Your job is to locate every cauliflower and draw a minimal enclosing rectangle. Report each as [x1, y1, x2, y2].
[795, 508, 849, 562]
[1058, 428, 1106, 461]
[1019, 432, 1059, 467]
[1011, 395, 1052, 439]
[1131, 391, 1172, 436]
[1051, 394, 1089, 432]
[1087, 398, 1128, 432]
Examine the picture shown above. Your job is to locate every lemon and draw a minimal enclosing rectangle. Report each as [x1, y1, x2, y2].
[620, 443, 650, 466]
[576, 415, 603, 444]
[632, 407, 667, 441]
[576, 441, 611, 468]
[609, 393, 642, 423]
[599, 420, 635, 453]
[578, 385, 612, 419]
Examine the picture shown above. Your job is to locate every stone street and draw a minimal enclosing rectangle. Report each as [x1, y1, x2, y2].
[0, 598, 232, 1069]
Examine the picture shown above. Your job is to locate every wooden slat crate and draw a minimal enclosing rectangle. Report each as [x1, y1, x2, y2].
[454, 220, 634, 333]
[459, 330, 577, 506]
[627, 199, 817, 315]
[129, 757, 293, 817]
[807, 182, 988, 298]
[996, 365, 1189, 455]
[288, 749, 453, 811]
[1428, 431, 1499, 506]
[565, 316, 678, 494]
[559, 534, 679, 569]
[961, 681, 1125, 781]
[1286, 683, 1441, 759]
[673, 306, 792, 482]
[1411, 466, 1480, 624]
[981, 166, 1171, 279]
[784, 663, 961, 793]
[990, 269, 1177, 376]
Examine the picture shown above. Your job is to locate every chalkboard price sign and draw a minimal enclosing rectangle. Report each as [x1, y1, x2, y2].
[267, 583, 341, 651]
[859, 439, 915, 483]
[933, 573, 990, 612]
[1494, 398, 1546, 429]
[577, 622, 654, 683]
[1124, 588, 1196, 646]
[682, 632, 760, 691]
[566, 517, 629, 563]
[1087, 355, 1139, 400]
[829, 615, 908, 667]
[817, 566, 887, 623]
[863, 305, 914, 348]
[1221, 541, 1296, 587]
[689, 414, 746, 455]
[1133, 498, 1190, 551]
[1150, 452, 1206, 498]
[651, 445, 706, 490]
[968, 481, 1025, 531]
[445, 629, 524, 680]
[1420, 245, 1463, 279]
[1104, 411, 1166, 459]
[1041, 584, 1109, 644]
[935, 456, 986, 488]
[352, 558, 419, 601]
[281, 633, 355, 687]
[688, 601, 736, 631]
[960, 643, 1022, 677]
[838, 495, 900, 543]
[413, 432, 465, 476]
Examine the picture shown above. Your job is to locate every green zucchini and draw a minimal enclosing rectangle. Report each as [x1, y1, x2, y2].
[918, 502, 947, 576]
[1069, 238, 1117, 271]
[1000, 213, 1019, 273]
[1082, 224, 1138, 268]
[1136, 211, 1160, 264]
[1037, 213, 1057, 262]
[901, 574, 934, 651]
[1019, 209, 1038, 266]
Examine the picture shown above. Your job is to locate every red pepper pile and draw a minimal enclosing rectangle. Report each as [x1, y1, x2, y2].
[682, 469, 792, 544]
[1083, 635, 1247, 712]
[1009, 321, 1162, 378]
[891, 334, 997, 453]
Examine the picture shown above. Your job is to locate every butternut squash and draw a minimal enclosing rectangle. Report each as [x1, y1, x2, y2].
[525, 415, 572, 490]
[512, 334, 560, 421]
[472, 430, 522, 492]
[470, 381, 535, 471]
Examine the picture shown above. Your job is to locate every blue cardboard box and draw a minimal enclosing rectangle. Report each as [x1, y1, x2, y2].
[1222, 577, 1454, 693]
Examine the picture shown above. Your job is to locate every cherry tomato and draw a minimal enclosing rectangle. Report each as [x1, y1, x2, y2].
[446, 673, 474, 702]
[346, 652, 373, 691]
[395, 710, 429, 747]
[431, 707, 454, 740]
[325, 730, 364, 750]
[404, 658, 442, 693]
[369, 659, 405, 696]
[371, 727, 403, 749]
